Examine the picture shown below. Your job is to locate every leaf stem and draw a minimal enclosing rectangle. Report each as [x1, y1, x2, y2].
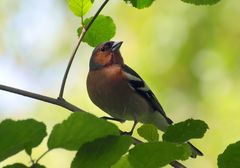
[34, 149, 51, 165]
[81, 16, 84, 27]
[29, 154, 35, 165]
[58, 0, 110, 99]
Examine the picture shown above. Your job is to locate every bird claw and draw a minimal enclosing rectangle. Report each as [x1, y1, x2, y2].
[121, 131, 133, 136]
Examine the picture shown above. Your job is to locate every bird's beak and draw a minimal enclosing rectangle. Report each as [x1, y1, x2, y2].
[111, 41, 123, 51]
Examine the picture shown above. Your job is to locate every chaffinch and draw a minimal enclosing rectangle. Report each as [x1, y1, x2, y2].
[87, 41, 203, 158]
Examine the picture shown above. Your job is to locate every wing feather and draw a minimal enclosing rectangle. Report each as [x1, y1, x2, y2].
[122, 65, 173, 124]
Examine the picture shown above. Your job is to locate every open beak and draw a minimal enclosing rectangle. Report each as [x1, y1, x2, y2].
[111, 41, 123, 51]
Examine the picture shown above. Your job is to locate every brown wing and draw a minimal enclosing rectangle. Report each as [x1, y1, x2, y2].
[122, 65, 173, 125]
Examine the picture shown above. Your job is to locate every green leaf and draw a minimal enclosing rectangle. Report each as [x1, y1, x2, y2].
[218, 141, 240, 168]
[3, 163, 46, 168]
[128, 142, 191, 168]
[0, 119, 47, 162]
[67, 0, 93, 17]
[32, 164, 46, 168]
[123, 0, 155, 9]
[77, 15, 116, 47]
[112, 155, 132, 168]
[181, 0, 220, 5]
[162, 119, 208, 143]
[71, 135, 132, 168]
[3, 163, 28, 168]
[137, 124, 159, 142]
[48, 112, 119, 150]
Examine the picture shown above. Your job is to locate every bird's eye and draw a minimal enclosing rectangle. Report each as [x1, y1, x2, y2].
[100, 47, 106, 52]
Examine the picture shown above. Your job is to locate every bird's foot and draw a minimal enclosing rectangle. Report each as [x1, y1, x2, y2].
[121, 121, 138, 136]
[121, 131, 134, 136]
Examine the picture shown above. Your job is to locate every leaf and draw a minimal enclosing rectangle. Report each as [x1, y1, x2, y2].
[218, 141, 240, 168]
[112, 155, 132, 168]
[67, 0, 93, 17]
[48, 112, 119, 150]
[3, 163, 28, 168]
[0, 119, 47, 162]
[77, 15, 116, 47]
[32, 164, 46, 168]
[181, 0, 220, 5]
[123, 0, 155, 9]
[128, 142, 192, 168]
[137, 124, 159, 142]
[162, 119, 208, 143]
[71, 135, 132, 168]
[3, 163, 46, 168]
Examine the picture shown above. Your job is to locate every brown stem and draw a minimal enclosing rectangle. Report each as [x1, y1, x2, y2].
[0, 84, 82, 112]
[34, 149, 51, 165]
[0, 84, 185, 168]
[58, 0, 110, 99]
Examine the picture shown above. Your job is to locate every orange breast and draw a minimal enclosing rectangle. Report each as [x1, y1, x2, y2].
[87, 65, 152, 120]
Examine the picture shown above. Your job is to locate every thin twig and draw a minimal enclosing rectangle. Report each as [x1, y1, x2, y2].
[29, 154, 35, 165]
[58, 0, 110, 99]
[81, 16, 84, 27]
[0, 84, 82, 112]
[34, 149, 51, 165]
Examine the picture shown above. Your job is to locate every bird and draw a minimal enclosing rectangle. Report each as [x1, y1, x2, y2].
[86, 41, 203, 158]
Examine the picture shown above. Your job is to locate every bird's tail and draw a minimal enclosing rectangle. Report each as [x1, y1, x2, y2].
[188, 142, 203, 158]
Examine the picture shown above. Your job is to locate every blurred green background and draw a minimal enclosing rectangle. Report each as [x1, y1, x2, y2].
[0, 0, 240, 167]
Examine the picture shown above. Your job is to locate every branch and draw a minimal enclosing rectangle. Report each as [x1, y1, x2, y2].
[0, 84, 82, 112]
[58, 0, 110, 99]
[34, 149, 51, 165]
[0, 83, 185, 168]
[0, 85, 185, 168]
[0, 82, 185, 168]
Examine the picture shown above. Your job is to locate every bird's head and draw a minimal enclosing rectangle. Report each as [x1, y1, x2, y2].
[89, 41, 124, 70]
